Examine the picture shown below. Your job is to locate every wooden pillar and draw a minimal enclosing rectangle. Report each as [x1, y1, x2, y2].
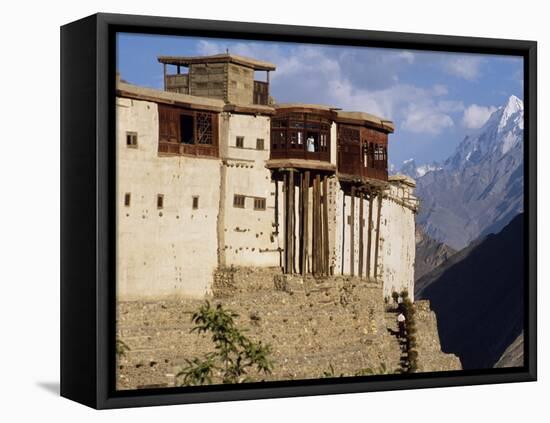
[275, 179, 281, 268]
[322, 175, 330, 276]
[374, 192, 383, 280]
[341, 192, 345, 275]
[350, 186, 356, 277]
[302, 171, 310, 275]
[163, 63, 167, 90]
[314, 175, 322, 276]
[358, 191, 364, 279]
[298, 172, 304, 275]
[177, 65, 181, 74]
[288, 170, 295, 275]
[366, 191, 373, 279]
[283, 173, 288, 274]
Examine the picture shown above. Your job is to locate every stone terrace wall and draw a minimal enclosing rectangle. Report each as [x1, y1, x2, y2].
[414, 300, 462, 372]
[116, 267, 460, 389]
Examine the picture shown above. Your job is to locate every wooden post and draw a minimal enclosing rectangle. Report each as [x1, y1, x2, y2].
[275, 179, 281, 268]
[322, 175, 330, 276]
[374, 192, 383, 280]
[298, 172, 304, 275]
[314, 175, 322, 276]
[283, 173, 288, 274]
[163, 63, 167, 90]
[366, 191, 373, 279]
[302, 171, 310, 275]
[350, 186, 356, 277]
[311, 177, 319, 275]
[358, 191, 364, 279]
[288, 170, 295, 275]
[341, 192, 345, 275]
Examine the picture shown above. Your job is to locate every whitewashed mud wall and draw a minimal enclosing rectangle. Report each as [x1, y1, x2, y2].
[220, 113, 280, 267]
[116, 97, 220, 299]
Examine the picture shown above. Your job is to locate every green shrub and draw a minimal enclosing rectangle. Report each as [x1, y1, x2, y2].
[177, 301, 274, 386]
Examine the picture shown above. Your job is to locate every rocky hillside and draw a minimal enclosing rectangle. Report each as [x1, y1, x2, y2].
[415, 213, 524, 370]
[494, 331, 524, 368]
[415, 226, 456, 281]
[117, 267, 460, 389]
[412, 95, 524, 250]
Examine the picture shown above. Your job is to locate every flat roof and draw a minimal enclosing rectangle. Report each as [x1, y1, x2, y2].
[116, 81, 225, 112]
[158, 53, 276, 71]
[337, 111, 395, 133]
[274, 103, 337, 111]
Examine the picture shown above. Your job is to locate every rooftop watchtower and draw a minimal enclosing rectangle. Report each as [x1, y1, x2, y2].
[158, 53, 276, 105]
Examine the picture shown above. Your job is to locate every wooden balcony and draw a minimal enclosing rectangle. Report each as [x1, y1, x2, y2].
[337, 124, 388, 183]
[270, 109, 333, 165]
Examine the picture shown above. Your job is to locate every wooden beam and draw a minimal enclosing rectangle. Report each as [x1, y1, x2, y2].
[374, 192, 383, 280]
[314, 175, 322, 276]
[302, 171, 310, 275]
[283, 172, 288, 274]
[366, 191, 373, 279]
[341, 192, 345, 275]
[275, 179, 281, 269]
[298, 172, 304, 275]
[358, 192, 364, 279]
[350, 186, 356, 277]
[322, 175, 330, 276]
[288, 170, 295, 275]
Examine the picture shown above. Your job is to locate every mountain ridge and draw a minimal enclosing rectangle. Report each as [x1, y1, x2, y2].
[413, 95, 524, 250]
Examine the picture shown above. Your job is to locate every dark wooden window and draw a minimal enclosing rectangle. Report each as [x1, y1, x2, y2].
[158, 104, 218, 157]
[253, 197, 266, 211]
[124, 193, 131, 207]
[126, 132, 138, 148]
[270, 112, 331, 162]
[256, 138, 264, 150]
[233, 194, 245, 208]
[157, 194, 164, 209]
[236, 136, 244, 148]
[192, 196, 199, 210]
[337, 124, 388, 181]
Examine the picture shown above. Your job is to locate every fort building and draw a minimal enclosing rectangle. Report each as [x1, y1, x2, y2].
[116, 53, 418, 301]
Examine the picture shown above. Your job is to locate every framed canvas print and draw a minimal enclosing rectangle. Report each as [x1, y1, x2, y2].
[60, 13, 537, 409]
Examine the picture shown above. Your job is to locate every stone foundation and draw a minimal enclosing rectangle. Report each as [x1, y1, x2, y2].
[116, 267, 460, 390]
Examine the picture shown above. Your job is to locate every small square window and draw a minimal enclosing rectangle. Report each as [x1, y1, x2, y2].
[253, 197, 266, 211]
[192, 196, 199, 210]
[124, 193, 131, 207]
[233, 194, 245, 208]
[236, 136, 244, 148]
[157, 194, 164, 209]
[126, 132, 138, 148]
[256, 138, 264, 150]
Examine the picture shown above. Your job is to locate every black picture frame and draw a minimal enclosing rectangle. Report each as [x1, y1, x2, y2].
[60, 12, 537, 409]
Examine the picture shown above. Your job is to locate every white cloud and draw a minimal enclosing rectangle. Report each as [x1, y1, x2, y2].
[397, 51, 415, 64]
[442, 56, 484, 80]
[432, 84, 448, 96]
[462, 104, 497, 129]
[196, 40, 458, 136]
[401, 104, 454, 135]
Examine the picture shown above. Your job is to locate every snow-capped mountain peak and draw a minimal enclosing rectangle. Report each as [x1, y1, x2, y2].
[498, 95, 524, 133]
[396, 159, 442, 179]
[415, 94, 525, 250]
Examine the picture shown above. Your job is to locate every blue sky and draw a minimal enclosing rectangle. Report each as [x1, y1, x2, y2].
[117, 33, 523, 167]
